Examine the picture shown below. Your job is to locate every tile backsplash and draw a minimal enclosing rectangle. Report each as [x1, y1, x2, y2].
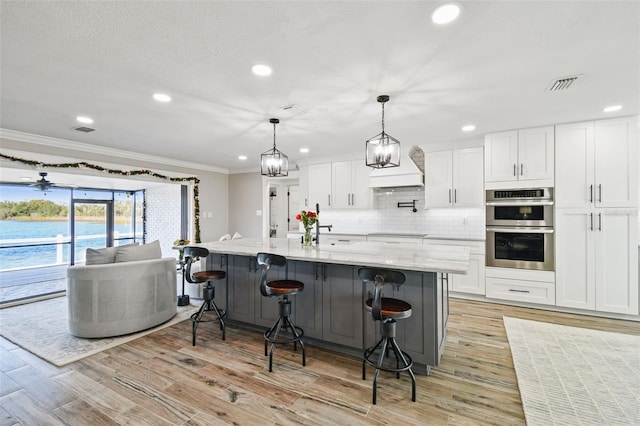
[320, 186, 485, 238]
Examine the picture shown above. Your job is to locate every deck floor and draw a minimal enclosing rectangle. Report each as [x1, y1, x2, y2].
[0, 265, 67, 305]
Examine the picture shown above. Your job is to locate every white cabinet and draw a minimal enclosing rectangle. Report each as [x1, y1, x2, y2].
[298, 165, 310, 210]
[423, 239, 486, 295]
[425, 147, 484, 208]
[484, 126, 554, 187]
[331, 160, 372, 209]
[486, 267, 556, 305]
[308, 163, 332, 211]
[555, 117, 638, 315]
[556, 117, 637, 209]
[556, 209, 638, 315]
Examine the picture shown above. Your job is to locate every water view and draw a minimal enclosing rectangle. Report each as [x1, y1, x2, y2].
[0, 220, 138, 270]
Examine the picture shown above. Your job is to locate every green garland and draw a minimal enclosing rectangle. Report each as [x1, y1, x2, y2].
[0, 152, 201, 243]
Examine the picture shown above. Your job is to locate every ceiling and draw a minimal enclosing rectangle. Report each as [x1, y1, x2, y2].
[1, 1, 638, 175]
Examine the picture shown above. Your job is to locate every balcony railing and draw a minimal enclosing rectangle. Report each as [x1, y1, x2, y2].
[0, 232, 140, 271]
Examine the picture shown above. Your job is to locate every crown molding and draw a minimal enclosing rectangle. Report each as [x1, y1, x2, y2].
[0, 128, 229, 175]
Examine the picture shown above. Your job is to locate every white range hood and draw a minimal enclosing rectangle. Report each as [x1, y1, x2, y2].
[368, 149, 424, 188]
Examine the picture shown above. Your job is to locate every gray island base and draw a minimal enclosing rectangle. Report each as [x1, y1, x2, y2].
[200, 238, 470, 374]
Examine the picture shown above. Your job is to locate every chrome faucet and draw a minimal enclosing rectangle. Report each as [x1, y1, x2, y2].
[315, 203, 332, 245]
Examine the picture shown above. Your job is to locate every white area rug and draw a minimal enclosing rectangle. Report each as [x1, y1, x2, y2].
[0, 296, 198, 366]
[504, 316, 640, 425]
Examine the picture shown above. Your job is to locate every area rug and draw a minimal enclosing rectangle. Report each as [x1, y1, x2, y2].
[503, 316, 640, 425]
[0, 296, 198, 366]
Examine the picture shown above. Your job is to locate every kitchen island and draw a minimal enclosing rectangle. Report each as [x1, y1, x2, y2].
[200, 238, 470, 374]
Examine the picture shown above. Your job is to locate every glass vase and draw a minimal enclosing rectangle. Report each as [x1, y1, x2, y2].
[304, 227, 313, 246]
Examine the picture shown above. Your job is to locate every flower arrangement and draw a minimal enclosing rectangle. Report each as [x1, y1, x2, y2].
[173, 238, 190, 261]
[296, 210, 317, 246]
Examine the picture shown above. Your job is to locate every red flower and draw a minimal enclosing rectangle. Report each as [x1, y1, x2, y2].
[295, 213, 301, 220]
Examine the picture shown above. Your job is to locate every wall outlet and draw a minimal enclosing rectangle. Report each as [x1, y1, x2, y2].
[256, 210, 262, 216]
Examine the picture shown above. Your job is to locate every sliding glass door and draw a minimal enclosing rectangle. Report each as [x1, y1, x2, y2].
[71, 200, 113, 265]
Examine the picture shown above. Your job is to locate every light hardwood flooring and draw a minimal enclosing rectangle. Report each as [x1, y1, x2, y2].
[1, 299, 639, 425]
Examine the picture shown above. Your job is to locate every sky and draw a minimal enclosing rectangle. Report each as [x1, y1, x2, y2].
[0, 185, 71, 204]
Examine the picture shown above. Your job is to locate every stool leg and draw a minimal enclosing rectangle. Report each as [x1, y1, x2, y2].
[363, 337, 384, 380]
[191, 300, 208, 346]
[372, 337, 389, 405]
[284, 316, 306, 367]
[390, 338, 417, 402]
[208, 299, 226, 341]
[268, 317, 285, 372]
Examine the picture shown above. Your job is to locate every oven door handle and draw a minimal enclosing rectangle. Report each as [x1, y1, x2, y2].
[486, 227, 554, 234]
[485, 201, 554, 206]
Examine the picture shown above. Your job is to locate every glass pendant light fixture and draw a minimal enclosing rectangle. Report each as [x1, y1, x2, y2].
[365, 95, 400, 169]
[261, 118, 288, 177]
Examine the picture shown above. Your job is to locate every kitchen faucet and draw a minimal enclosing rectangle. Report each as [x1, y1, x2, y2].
[315, 203, 332, 245]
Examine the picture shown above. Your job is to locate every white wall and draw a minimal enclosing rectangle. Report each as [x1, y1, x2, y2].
[228, 172, 263, 238]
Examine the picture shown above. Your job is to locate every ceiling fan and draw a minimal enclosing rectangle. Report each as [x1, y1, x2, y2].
[29, 172, 56, 191]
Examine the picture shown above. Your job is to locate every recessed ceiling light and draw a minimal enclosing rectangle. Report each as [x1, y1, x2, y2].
[76, 116, 93, 124]
[462, 124, 476, 132]
[238, 155, 247, 160]
[431, 3, 462, 24]
[300, 148, 309, 153]
[20, 176, 32, 181]
[603, 105, 622, 113]
[251, 64, 272, 76]
[153, 93, 172, 103]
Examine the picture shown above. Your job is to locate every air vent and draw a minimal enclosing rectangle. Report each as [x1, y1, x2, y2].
[547, 75, 583, 91]
[75, 127, 95, 133]
[280, 104, 306, 115]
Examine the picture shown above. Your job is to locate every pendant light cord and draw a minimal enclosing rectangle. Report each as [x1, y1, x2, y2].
[381, 102, 385, 134]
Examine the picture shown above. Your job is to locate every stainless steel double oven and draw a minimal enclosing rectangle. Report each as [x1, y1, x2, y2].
[486, 188, 554, 271]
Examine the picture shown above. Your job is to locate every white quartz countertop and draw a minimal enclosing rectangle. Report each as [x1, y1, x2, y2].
[201, 238, 470, 274]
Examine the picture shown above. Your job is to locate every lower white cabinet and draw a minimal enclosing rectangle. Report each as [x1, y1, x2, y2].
[555, 208, 638, 315]
[424, 239, 486, 295]
[485, 267, 556, 305]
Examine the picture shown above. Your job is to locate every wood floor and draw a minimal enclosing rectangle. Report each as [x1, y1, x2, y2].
[1, 299, 639, 425]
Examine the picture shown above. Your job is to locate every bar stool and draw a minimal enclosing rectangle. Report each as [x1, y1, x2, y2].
[184, 247, 227, 345]
[256, 252, 306, 372]
[359, 267, 416, 405]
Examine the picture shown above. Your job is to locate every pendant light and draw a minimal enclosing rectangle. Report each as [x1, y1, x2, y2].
[261, 118, 288, 177]
[365, 95, 400, 169]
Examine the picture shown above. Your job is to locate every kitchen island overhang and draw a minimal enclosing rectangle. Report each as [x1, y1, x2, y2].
[199, 238, 471, 374]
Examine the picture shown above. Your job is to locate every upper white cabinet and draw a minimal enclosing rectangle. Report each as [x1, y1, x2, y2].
[555, 117, 638, 209]
[425, 147, 484, 208]
[307, 160, 372, 210]
[298, 165, 310, 210]
[331, 160, 372, 209]
[308, 163, 332, 211]
[484, 126, 554, 187]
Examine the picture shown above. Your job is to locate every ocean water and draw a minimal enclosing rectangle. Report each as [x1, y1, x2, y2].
[0, 220, 139, 270]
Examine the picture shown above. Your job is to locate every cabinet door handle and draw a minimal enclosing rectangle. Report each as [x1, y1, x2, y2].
[449, 189, 452, 203]
[598, 213, 602, 231]
[513, 164, 517, 176]
[454, 189, 457, 203]
[351, 193, 354, 205]
[598, 184, 602, 203]
[248, 257, 253, 272]
[323, 264, 327, 282]
[590, 213, 594, 231]
[509, 289, 530, 294]
[315, 263, 320, 281]
[305, 198, 308, 207]
[328, 194, 331, 206]
[348, 194, 350, 205]
[520, 164, 523, 176]
[589, 185, 593, 203]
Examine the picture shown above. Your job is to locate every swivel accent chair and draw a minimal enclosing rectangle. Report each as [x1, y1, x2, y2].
[359, 267, 416, 405]
[184, 247, 227, 345]
[256, 252, 306, 372]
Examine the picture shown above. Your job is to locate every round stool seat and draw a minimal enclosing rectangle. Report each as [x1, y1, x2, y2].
[365, 297, 412, 320]
[193, 270, 226, 281]
[266, 279, 304, 295]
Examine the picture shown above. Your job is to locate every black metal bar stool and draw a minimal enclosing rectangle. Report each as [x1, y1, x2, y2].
[184, 246, 227, 345]
[256, 252, 306, 372]
[359, 267, 416, 405]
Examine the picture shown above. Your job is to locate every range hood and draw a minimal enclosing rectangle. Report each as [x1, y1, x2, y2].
[368, 149, 424, 188]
